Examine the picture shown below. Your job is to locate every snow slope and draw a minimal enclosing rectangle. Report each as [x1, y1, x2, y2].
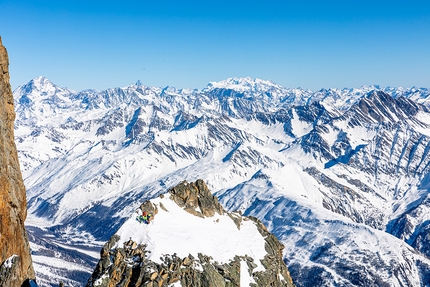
[116, 197, 266, 269]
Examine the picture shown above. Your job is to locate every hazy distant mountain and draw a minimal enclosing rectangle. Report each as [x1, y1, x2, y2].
[14, 76, 430, 286]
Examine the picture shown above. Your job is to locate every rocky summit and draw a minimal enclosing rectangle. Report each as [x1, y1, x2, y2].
[86, 179, 295, 287]
[0, 37, 35, 286]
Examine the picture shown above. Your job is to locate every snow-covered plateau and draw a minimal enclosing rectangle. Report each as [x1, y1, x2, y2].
[14, 76, 430, 286]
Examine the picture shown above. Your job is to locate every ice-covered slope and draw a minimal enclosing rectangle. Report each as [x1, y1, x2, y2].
[14, 76, 430, 286]
[86, 179, 295, 287]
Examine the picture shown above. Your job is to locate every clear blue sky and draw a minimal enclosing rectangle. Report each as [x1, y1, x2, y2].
[1, 0, 430, 91]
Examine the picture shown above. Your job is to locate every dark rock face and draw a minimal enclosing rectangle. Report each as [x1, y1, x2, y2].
[168, 179, 224, 218]
[387, 194, 430, 258]
[248, 216, 295, 287]
[0, 37, 36, 286]
[86, 180, 295, 287]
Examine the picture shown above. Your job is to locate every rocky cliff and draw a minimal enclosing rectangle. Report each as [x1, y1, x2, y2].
[86, 179, 295, 287]
[0, 37, 36, 286]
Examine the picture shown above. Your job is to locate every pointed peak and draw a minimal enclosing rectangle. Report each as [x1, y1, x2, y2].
[29, 76, 55, 87]
[15, 76, 72, 97]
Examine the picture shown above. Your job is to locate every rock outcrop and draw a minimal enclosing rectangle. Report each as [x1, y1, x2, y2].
[86, 179, 295, 287]
[168, 179, 224, 218]
[0, 37, 36, 286]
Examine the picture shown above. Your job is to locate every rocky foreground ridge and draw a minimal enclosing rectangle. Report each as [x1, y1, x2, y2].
[0, 37, 35, 285]
[86, 179, 295, 287]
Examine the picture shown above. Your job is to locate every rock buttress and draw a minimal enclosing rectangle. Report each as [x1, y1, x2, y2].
[0, 36, 36, 286]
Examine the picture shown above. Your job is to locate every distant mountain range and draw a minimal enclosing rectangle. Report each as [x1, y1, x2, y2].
[15, 76, 430, 286]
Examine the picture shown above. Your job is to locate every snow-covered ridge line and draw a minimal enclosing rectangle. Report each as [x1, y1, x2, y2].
[15, 76, 430, 112]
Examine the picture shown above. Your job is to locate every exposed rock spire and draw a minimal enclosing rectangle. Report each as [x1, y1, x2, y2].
[0, 36, 36, 286]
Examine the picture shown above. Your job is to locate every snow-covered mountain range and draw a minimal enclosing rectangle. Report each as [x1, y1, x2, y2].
[14, 76, 430, 286]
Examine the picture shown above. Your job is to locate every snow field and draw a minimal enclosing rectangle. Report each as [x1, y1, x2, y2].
[115, 195, 267, 271]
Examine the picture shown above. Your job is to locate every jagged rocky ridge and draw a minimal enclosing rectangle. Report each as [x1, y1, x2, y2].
[86, 180, 295, 287]
[0, 37, 36, 286]
[13, 76, 430, 286]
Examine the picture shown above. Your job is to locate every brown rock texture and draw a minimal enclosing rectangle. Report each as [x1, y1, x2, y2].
[168, 179, 224, 218]
[0, 36, 36, 286]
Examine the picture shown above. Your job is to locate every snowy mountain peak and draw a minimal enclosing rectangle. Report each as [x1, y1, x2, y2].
[32, 75, 51, 85]
[14, 76, 72, 102]
[205, 77, 280, 92]
[345, 90, 423, 125]
[87, 179, 295, 287]
[27, 76, 58, 92]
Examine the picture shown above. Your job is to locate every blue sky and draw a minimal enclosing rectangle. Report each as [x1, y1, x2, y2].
[1, 0, 430, 91]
